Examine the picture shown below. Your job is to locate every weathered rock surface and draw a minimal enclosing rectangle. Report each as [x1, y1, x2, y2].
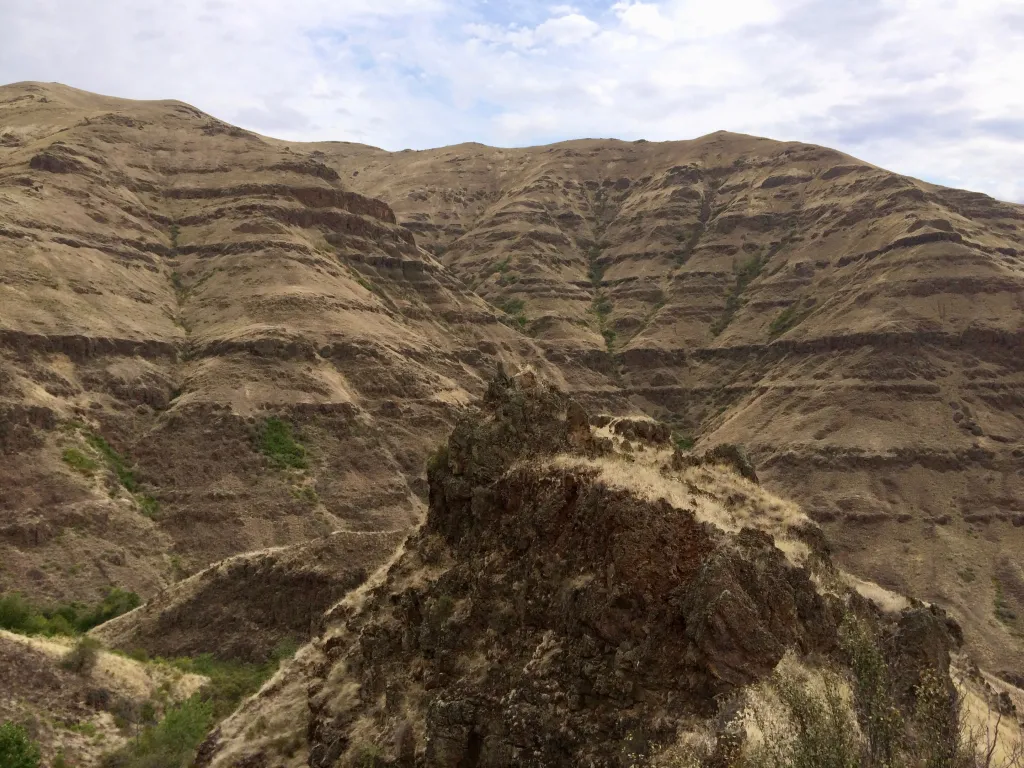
[197, 375, 981, 768]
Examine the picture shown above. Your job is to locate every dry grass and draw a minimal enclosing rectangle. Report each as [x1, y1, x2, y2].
[0, 629, 206, 701]
[200, 646, 321, 768]
[548, 454, 811, 565]
[741, 652, 860, 747]
[841, 572, 912, 614]
[956, 668, 1024, 768]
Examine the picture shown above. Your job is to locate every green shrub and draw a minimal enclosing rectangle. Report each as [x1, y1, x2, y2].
[101, 696, 213, 768]
[0, 593, 34, 633]
[673, 434, 695, 452]
[427, 443, 450, 474]
[138, 495, 160, 518]
[84, 432, 138, 491]
[499, 297, 525, 316]
[711, 254, 765, 336]
[257, 418, 308, 469]
[83, 588, 142, 629]
[769, 301, 814, 338]
[290, 485, 318, 505]
[744, 666, 861, 768]
[0, 588, 140, 636]
[839, 616, 904, 765]
[0, 722, 40, 768]
[486, 257, 511, 276]
[62, 636, 102, 676]
[101, 645, 299, 768]
[62, 447, 99, 475]
[167, 653, 286, 719]
[356, 276, 381, 295]
[994, 578, 1018, 625]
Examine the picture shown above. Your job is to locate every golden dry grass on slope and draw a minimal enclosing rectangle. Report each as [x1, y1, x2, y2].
[549, 450, 811, 565]
[0, 629, 205, 767]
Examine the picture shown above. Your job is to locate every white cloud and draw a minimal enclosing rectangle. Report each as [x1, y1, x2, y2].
[1, 0, 1023, 201]
[534, 13, 600, 46]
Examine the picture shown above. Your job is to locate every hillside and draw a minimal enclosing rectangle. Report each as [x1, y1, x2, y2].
[197, 371, 1024, 768]
[1, 79, 1023, 682]
[320, 133, 1024, 673]
[0, 81, 565, 606]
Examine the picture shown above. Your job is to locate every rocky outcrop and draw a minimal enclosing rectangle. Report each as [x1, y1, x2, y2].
[322, 135, 1024, 673]
[198, 376, 983, 768]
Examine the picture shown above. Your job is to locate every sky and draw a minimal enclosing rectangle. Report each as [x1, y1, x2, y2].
[1, 0, 1023, 202]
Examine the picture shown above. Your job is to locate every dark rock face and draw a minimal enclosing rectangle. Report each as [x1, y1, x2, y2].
[304, 376, 840, 768]
[671, 442, 759, 484]
[609, 417, 671, 445]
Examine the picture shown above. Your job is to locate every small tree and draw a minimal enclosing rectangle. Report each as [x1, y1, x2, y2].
[62, 636, 101, 676]
[0, 722, 41, 768]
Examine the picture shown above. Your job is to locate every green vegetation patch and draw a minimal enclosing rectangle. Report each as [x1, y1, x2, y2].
[586, 246, 617, 350]
[83, 432, 139, 492]
[61, 636, 101, 676]
[62, 447, 99, 475]
[427, 442, 450, 474]
[102, 695, 213, 768]
[0, 588, 141, 637]
[290, 485, 319, 505]
[994, 578, 1018, 626]
[499, 297, 525, 315]
[101, 641, 299, 768]
[711, 253, 766, 336]
[138, 495, 160, 518]
[0, 722, 40, 768]
[66, 425, 158, 514]
[257, 417, 308, 469]
[769, 301, 814, 338]
[485, 257, 512, 277]
[356, 276, 381, 295]
[673, 434, 695, 452]
[168, 642, 299, 719]
[587, 249, 605, 285]
[497, 297, 529, 331]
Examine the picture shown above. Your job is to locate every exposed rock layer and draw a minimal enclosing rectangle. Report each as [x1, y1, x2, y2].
[1, 81, 1023, 672]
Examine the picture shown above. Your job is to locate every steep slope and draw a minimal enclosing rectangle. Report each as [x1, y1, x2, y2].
[92, 529, 405, 663]
[0, 82, 565, 606]
[317, 137, 1024, 671]
[0, 629, 205, 766]
[198, 372, 1021, 768]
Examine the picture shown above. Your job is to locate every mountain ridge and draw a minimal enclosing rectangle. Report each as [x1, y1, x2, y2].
[1, 79, 1022, 682]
